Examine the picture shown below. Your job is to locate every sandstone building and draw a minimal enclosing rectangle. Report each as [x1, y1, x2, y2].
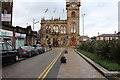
[40, 0, 81, 47]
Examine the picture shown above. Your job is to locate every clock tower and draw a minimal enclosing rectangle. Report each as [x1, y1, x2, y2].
[66, 0, 81, 46]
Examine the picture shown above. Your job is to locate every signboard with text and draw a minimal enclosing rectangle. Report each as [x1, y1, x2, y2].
[0, 29, 13, 36]
[1, 14, 11, 22]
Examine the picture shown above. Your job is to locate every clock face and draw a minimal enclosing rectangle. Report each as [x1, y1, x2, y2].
[72, 4, 76, 7]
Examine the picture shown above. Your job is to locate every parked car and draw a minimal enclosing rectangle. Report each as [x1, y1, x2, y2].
[18, 46, 39, 58]
[33, 44, 45, 54]
[0, 41, 19, 64]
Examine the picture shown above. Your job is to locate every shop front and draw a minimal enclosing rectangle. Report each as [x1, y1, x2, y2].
[15, 33, 26, 49]
[0, 29, 13, 44]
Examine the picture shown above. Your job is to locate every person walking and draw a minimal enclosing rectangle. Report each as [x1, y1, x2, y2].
[48, 42, 52, 50]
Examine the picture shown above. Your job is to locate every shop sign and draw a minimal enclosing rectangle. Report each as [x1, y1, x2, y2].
[15, 33, 21, 37]
[1, 14, 11, 22]
[15, 33, 26, 38]
[20, 34, 26, 38]
[0, 29, 13, 36]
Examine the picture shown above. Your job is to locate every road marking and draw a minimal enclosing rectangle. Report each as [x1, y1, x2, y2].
[36, 48, 63, 80]
[41, 50, 62, 79]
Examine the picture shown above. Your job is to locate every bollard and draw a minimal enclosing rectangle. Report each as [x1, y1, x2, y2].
[60, 56, 67, 63]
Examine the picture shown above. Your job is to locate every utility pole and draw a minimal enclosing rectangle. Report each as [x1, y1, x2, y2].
[82, 14, 85, 36]
[32, 19, 39, 45]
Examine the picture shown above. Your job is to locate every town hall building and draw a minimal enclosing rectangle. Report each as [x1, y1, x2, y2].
[40, 0, 80, 47]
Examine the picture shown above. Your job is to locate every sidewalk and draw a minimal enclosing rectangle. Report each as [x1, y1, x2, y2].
[57, 48, 105, 78]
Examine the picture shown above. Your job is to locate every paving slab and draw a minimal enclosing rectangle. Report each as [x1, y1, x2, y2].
[57, 48, 105, 78]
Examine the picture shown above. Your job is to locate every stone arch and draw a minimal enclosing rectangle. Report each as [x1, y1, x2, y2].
[71, 11, 76, 17]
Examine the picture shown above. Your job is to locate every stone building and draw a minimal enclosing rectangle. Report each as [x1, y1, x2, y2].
[1, 0, 37, 48]
[40, 0, 81, 47]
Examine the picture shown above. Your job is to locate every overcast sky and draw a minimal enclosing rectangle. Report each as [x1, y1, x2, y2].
[13, 0, 120, 37]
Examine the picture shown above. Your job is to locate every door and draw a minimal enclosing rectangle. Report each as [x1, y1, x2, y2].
[71, 36, 76, 46]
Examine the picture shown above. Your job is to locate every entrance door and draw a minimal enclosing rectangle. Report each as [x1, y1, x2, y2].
[53, 38, 58, 47]
[71, 36, 75, 46]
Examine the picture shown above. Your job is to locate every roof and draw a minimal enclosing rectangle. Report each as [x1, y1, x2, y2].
[80, 36, 89, 38]
[98, 34, 119, 37]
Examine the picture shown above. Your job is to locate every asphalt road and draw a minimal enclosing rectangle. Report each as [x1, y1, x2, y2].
[2, 48, 64, 79]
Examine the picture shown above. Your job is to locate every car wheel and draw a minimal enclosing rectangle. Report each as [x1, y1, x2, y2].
[15, 55, 19, 62]
[28, 53, 31, 58]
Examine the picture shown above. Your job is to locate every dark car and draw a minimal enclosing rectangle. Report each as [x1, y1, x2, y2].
[18, 46, 39, 58]
[0, 41, 19, 64]
[33, 44, 45, 54]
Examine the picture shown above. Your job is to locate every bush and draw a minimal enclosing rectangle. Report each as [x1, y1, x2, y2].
[78, 40, 120, 64]
[110, 40, 120, 63]
[95, 40, 110, 58]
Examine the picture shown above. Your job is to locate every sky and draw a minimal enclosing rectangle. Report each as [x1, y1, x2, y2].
[12, 0, 120, 37]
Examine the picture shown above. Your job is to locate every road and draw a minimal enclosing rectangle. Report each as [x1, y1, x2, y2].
[2, 48, 64, 79]
[2, 48, 119, 80]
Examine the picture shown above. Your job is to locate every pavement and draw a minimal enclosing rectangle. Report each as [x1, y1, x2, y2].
[57, 48, 106, 78]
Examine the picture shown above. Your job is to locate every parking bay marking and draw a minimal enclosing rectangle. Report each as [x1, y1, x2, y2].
[37, 48, 63, 80]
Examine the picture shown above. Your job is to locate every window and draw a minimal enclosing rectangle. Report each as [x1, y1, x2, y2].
[71, 22, 76, 33]
[53, 25, 58, 33]
[63, 26, 66, 34]
[7, 44, 13, 50]
[61, 26, 66, 34]
[46, 25, 51, 33]
[56, 26, 58, 33]
[71, 11, 76, 17]
[61, 26, 63, 33]
[2, 43, 7, 50]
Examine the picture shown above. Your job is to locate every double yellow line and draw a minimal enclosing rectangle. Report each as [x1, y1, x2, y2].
[36, 48, 63, 80]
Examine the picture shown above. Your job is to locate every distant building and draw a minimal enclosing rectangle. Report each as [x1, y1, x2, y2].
[40, 0, 81, 47]
[80, 36, 90, 42]
[97, 34, 119, 41]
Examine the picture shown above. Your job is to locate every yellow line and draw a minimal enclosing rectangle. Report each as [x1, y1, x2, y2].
[36, 48, 63, 80]
[42, 51, 62, 79]
[36, 58, 56, 80]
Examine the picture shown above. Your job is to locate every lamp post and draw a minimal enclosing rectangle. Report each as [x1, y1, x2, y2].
[82, 14, 85, 36]
[32, 19, 39, 45]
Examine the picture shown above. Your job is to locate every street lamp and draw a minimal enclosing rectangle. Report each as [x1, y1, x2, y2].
[82, 14, 85, 36]
[32, 19, 39, 45]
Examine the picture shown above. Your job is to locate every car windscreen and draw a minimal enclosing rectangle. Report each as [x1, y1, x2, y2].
[36, 44, 42, 47]
[0, 43, 2, 51]
[0, 43, 7, 51]
[21, 46, 31, 50]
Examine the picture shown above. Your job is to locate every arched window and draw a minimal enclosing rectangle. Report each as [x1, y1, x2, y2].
[71, 11, 76, 17]
[46, 25, 51, 33]
[61, 26, 66, 34]
[71, 22, 76, 33]
[63, 26, 66, 34]
[56, 26, 58, 33]
[53, 25, 58, 33]
[61, 26, 63, 33]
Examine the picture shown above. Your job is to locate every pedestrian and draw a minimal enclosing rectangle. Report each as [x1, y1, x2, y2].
[49, 42, 52, 50]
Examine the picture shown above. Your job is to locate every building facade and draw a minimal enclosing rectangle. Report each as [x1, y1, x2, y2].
[97, 34, 119, 41]
[40, 0, 80, 47]
[1, 0, 38, 48]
